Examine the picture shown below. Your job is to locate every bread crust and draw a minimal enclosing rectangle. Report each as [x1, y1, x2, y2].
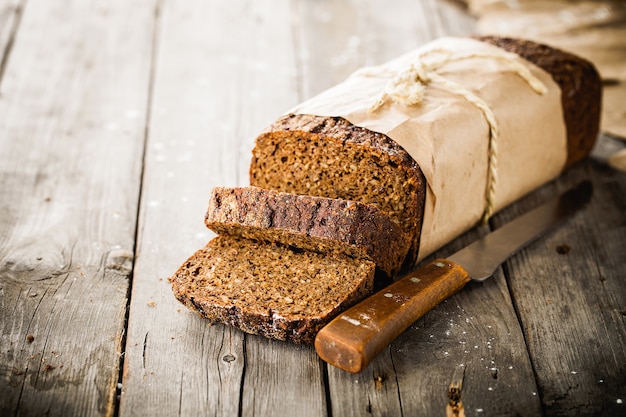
[250, 115, 426, 269]
[206, 186, 410, 276]
[169, 236, 375, 344]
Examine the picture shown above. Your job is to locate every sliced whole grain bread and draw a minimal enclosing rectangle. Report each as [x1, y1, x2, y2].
[170, 36, 602, 345]
[250, 115, 425, 272]
[205, 186, 410, 276]
[249, 36, 601, 270]
[169, 235, 375, 344]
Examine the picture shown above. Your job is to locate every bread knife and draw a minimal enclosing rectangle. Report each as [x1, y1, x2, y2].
[314, 181, 593, 373]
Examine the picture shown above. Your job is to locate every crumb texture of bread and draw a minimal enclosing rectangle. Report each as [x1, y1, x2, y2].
[205, 186, 411, 276]
[249, 114, 426, 269]
[169, 236, 375, 344]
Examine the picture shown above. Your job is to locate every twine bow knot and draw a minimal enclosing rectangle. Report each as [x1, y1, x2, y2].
[369, 60, 432, 110]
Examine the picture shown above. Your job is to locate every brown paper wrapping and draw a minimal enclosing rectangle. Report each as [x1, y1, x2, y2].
[291, 37, 567, 260]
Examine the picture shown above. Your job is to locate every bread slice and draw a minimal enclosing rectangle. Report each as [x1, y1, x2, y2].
[169, 235, 375, 344]
[249, 36, 601, 270]
[205, 186, 410, 276]
[250, 115, 425, 271]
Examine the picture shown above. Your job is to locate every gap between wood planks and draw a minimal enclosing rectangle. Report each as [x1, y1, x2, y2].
[112, 1, 164, 416]
[446, 364, 466, 417]
[0, 0, 25, 83]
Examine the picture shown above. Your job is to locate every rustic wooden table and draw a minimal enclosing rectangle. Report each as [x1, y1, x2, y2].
[1, 1, 624, 416]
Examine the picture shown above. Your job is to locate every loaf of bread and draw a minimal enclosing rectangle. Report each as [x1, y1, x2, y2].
[170, 36, 601, 345]
[250, 116, 424, 270]
[205, 186, 410, 276]
[169, 235, 375, 344]
[249, 36, 601, 269]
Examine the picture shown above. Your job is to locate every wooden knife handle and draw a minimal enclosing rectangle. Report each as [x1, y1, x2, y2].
[315, 259, 471, 373]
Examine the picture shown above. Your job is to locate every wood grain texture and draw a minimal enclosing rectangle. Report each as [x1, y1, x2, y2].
[241, 338, 327, 417]
[0, 0, 156, 415]
[119, 1, 327, 416]
[385, 235, 545, 416]
[1, 1, 623, 416]
[492, 140, 626, 416]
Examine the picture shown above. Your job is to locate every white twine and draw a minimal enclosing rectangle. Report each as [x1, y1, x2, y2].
[365, 49, 547, 223]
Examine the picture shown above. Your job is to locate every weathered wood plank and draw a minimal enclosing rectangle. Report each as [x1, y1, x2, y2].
[493, 136, 626, 416]
[292, 0, 426, 98]
[0, 0, 156, 416]
[241, 339, 327, 416]
[292, 0, 476, 100]
[119, 1, 328, 416]
[390, 262, 543, 417]
[326, 230, 542, 416]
